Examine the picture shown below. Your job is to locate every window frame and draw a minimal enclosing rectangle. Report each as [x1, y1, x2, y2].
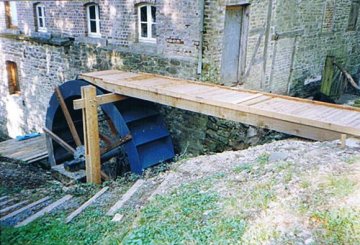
[138, 4, 157, 43]
[35, 3, 47, 32]
[6, 61, 20, 95]
[5, 1, 18, 29]
[86, 4, 101, 38]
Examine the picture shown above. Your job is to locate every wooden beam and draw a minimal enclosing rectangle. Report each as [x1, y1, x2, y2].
[73, 93, 127, 110]
[107, 179, 145, 216]
[81, 86, 101, 184]
[15, 195, 72, 227]
[0, 197, 50, 222]
[341, 134, 347, 149]
[0, 196, 8, 202]
[100, 134, 132, 155]
[55, 87, 82, 146]
[80, 75, 353, 139]
[0, 200, 29, 215]
[43, 127, 76, 156]
[65, 187, 108, 223]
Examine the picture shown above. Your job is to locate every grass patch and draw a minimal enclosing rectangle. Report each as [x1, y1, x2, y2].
[120, 176, 247, 244]
[233, 162, 253, 174]
[326, 176, 356, 197]
[345, 155, 360, 165]
[312, 208, 360, 244]
[256, 153, 269, 165]
[0, 208, 120, 245]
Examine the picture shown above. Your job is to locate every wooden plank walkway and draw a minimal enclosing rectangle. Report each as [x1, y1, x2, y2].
[79, 70, 360, 141]
[0, 135, 47, 163]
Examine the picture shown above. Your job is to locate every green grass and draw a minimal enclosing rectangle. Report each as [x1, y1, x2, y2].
[1, 208, 120, 245]
[233, 162, 253, 174]
[312, 208, 360, 244]
[345, 155, 360, 165]
[118, 176, 247, 244]
[326, 176, 356, 197]
[256, 153, 269, 165]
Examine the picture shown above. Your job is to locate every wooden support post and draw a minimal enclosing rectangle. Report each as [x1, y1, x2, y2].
[341, 134, 347, 149]
[81, 86, 101, 184]
[320, 56, 335, 97]
[55, 87, 82, 147]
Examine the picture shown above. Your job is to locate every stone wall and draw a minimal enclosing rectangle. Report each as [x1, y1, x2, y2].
[0, 37, 197, 138]
[202, 0, 360, 95]
[1, 0, 359, 155]
[4, 0, 202, 59]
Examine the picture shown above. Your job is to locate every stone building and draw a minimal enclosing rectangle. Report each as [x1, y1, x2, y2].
[0, 0, 359, 153]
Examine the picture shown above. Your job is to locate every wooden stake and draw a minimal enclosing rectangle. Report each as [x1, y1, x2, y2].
[81, 86, 101, 184]
[55, 87, 82, 147]
[15, 195, 72, 227]
[65, 187, 108, 223]
[341, 134, 347, 149]
[106, 179, 145, 216]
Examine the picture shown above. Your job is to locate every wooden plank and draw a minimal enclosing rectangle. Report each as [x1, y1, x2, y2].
[43, 127, 76, 156]
[107, 179, 145, 216]
[0, 196, 9, 202]
[55, 87, 82, 147]
[81, 86, 101, 184]
[79, 71, 360, 138]
[81, 71, 360, 112]
[233, 93, 263, 104]
[22, 151, 48, 162]
[0, 136, 47, 162]
[65, 187, 108, 223]
[15, 195, 72, 227]
[73, 93, 128, 110]
[86, 78, 343, 140]
[0, 197, 50, 221]
[340, 134, 347, 149]
[0, 198, 15, 207]
[0, 200, 29, 215]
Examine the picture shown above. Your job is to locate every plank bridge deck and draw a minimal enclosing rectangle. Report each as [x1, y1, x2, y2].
[80, 70, 360, 141]
[0, 135, 47, 163]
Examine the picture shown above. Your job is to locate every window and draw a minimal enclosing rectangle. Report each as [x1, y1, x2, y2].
[86, 4, 101, 37]
[6, 61, 20, 95]
[35, 4, 47, 32]
[138, 4, 156, 42]
[348, 0, 360, 31]
[4, 1, 18, 29]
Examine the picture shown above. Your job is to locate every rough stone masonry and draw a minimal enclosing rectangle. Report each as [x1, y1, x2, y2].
[0, 0, 359, 154]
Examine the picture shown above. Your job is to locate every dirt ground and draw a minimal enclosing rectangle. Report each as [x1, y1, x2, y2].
[0, 157, 52, 191]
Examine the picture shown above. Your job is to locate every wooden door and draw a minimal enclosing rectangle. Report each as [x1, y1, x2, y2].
[221, 6, 243, 85]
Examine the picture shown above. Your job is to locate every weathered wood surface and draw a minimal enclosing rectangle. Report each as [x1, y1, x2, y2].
[66, 187, 108, 223]
[79, 70, 360, 141]
[81, 86, 101, 184]
[0, 135, 47, 163]
[0, 197, 50, 221]
[0, 200, 29, 215]
[15, 195, 72, 227]
[107, 179, 145, 216]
